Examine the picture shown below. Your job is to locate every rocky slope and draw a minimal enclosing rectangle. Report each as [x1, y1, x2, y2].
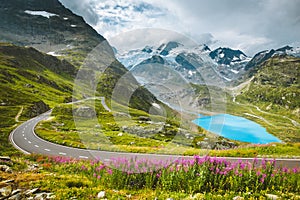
[0, 0, 104, 67]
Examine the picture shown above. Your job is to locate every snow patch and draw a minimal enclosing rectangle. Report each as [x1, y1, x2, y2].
[152, 103, 161, 109]
[219, 53, 225, 58]
[188, 70, 195, 76]
[230, 69, 239, 74]
[240, 54, 246, 60]
[232, 56, 240, 61]
[47, 52, 62, 56]
[71, 25, 77, 28]
[63, 17, 69, 20]
[223, 76, 232, 82]
[24, 10, 58, 18]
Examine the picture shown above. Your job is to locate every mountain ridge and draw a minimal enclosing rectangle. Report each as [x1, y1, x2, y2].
[0, 0, 170, 114]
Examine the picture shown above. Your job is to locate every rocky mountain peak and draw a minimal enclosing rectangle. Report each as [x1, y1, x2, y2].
[209, 47, 248, 66]
[159, 41, 183, 56]
[140, 55, 165, 65]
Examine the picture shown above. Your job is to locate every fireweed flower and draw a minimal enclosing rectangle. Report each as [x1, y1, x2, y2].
[256, 171, 261, 176]
[253, 157, 258, 165]
[270, 159, 276, 166]
[156, 173, 161, 178]
[194, 155, 200, 163]
[240, 163, 246, 170]
[107, 168, 113, 175]
[169, 166, 174, 172]
[282, 167, 288, 173]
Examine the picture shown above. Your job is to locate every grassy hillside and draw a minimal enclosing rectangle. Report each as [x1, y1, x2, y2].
[238, 55, 299, 111]
[0, 43, 75, 105]
[235, 55, 300, 142]
[0, 43, 75, 155]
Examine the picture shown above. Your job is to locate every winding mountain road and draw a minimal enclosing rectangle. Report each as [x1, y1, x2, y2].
[9, 111, 300, 168]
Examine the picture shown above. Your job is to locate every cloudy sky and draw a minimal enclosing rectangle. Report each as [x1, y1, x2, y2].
[59, 0, 300, 56]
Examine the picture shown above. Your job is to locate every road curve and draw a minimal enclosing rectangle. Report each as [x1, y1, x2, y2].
[9, 111, 300, 168]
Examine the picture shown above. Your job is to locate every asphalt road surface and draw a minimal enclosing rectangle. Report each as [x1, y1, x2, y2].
[9, 111, 300, 168]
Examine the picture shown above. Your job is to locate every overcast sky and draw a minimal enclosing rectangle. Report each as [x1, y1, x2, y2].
[59, 0, 300, 56]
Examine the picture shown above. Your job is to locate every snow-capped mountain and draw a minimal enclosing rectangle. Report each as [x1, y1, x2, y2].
[245, 46, 300, 70]
[116, 41, 300, 89]
[116, 41, 251, 84]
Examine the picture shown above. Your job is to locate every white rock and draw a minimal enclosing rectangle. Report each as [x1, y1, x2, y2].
[266, 194, 279, 200]
[118, 133, 123, 137]
[233, 196, 243, 200]
[0, 156, 11, 161]
[97, 191, 106, 198]
[0, 185, 12, 197]
[34, 193, 47, 200]
[11, 189, 22, 195]
[0, 165, 12, 173]
[25, 188, 39, 195]
[8, 193, 22, 200]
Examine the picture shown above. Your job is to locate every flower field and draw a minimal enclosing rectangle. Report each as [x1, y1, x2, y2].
[34, 155, 300, 198]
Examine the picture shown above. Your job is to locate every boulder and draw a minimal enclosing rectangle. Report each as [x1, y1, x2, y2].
[74, 106, 96, 118]
[26, 101, 50, 117]
[0, 185, 12, 197]
[0, 156, 11, 161]
[8, 193, 22, 200]
[138, 116, 151, 121]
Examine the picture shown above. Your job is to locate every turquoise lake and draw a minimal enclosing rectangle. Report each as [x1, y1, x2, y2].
[193, 114, 281, 144]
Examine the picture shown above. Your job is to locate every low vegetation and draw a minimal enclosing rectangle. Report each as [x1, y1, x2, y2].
[2, 155, 299, 199]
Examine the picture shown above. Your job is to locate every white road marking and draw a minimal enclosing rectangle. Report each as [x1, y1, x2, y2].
[79, 156, 89, 159]
[22, 130, 25, 133]
[35, 145, 39, 148]
[44, 149, 51, 152]
[24, 137, 27, 140]
[28, 141, 32, 144]
[59, 152, 66, 156]
[22, 134, 25, 137]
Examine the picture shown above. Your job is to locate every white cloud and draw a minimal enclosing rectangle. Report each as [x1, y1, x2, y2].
[109, 28, 201, 53]
[59, 0, 300, 56]
[213, 31, 273, 53]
